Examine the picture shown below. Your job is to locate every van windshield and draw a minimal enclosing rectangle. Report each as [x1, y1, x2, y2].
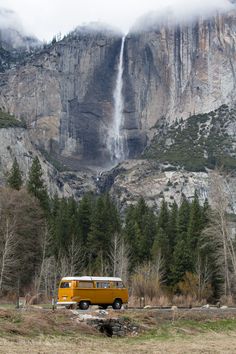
[60, 282, 71, 288]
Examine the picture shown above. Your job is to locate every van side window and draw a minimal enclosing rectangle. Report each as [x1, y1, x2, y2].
[60, 282, 71, 288]
[96, 282, 110, 288]
[115, 282, 124, 288]
[78, 281, 93, 288]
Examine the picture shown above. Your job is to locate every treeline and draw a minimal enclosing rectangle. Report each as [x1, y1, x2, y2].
[1, 158, 236, 303]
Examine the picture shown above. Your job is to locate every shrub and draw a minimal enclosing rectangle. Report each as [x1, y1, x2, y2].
[0, 109, 26, 129]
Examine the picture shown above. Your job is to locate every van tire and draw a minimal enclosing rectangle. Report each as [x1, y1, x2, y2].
[112, 299, 122, 310]
[79, 301, 90, 310]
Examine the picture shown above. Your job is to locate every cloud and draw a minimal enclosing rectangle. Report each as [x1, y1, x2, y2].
[0, 7, 40, 48]
[132, 0, 234, 31]
[0, 7, 24, 32]
[131, 0, 235, 33]
[166, 0, 233, 19]
[0, 0, 234, 40]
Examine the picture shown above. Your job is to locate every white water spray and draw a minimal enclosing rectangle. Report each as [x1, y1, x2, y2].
[108, 36, 127, 163]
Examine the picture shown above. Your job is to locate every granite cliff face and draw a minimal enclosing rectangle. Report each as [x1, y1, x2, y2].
[124, 10, 236, 140]
[104, 159, 236, 213]
[0, 9, 236, 209]
[0, 27, 122, 169]
[0, 10, 235, 170]
[0, 126, 97, 198]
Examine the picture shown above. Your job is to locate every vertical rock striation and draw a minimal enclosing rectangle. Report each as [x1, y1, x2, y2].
[124, 10, 236, 146]
[0, 27, 122, 169]
[0, 11, 236, 169]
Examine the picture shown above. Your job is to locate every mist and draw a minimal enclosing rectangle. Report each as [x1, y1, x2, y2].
[0, 8, 24, 32]
[0, 0, 234, 40]
[0, 7, 40, 48]
[132, 0, 234, 32]
[140, 0, 234, 20]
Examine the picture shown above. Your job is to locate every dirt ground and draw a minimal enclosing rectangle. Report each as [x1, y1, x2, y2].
[0, 332, 236, 354]
[0, 307, 236, 354]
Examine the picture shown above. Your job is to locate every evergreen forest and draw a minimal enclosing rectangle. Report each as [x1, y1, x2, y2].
[1, 157, 235, 305]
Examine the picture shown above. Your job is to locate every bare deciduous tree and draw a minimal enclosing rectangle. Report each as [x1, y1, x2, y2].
[41, 256, 55, 299]
[0, 187, 45, 295]
[109, 233, 130, 282]
[0, 217, 19, 293]
[34, 224, 50, 295]
[132, 258, 165, 304]
[203, 169, 236, 297]
[67, 235, 84, 276]
[195, 254, 212, 301]
[0, 189, 20, 294]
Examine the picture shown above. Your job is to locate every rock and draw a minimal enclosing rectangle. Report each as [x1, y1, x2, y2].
[125, 11, 236, 131]
[171, 306, 178, 311]
[95, 310, 109, 316]
[220, 305, 228, 309]
[114, 330, 125, 337]
[0, 127, 96, 198]
[0, 29, 122, 168]
[71, 310, 80, 315]
[202, 304, 210, 309]
[78, 314, 100, 321]
[0, 11, 235, 170]
[0, 11, 236, 210]
[83, 317, 139, 337]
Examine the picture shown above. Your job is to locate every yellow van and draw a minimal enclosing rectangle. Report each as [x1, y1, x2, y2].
[57, 276, 128, 310]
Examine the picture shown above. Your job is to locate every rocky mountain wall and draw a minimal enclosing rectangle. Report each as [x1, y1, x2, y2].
[0, 126, 97, 198]
[0, 11, 236, 169]
[0, 29, 122, 169]
[124, 11, 236, 143]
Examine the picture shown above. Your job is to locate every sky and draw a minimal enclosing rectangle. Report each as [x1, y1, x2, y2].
[0, 0, 234, 41]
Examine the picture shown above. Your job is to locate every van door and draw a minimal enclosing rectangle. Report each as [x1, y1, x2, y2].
[74, 281, 94, 304]
[58, 281, 73, 303]
[95, 281, 111, 304]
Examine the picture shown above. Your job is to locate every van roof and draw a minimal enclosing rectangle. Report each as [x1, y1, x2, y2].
[61, 276, 123, 282]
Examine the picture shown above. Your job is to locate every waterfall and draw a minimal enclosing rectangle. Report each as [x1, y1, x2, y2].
[108, 36, 127, 163]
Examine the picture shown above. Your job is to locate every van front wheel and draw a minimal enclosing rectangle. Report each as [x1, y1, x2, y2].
[79, 301, 90, 310]
[112, 299, 122, 310]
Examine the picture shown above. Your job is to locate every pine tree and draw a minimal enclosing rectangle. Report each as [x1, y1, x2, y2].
[124, 198, 157, 269]
[87, 194, 121, 273]
[67, 197, 79, 242]
[124, 205, 138, 269]
[27, 157, 49, 212]
[171, 238, 193, 285]
[7, 158, 23, 190]
[202, 198, 210, 225]
[48, 194, 61, 257]
[142, 210, 157, 258]
[187, 191, 203, 252]
[77, 193, 94, 245]
[170, 195, 192, 284]
[177, 195, 190, 237]
[153, 200, 170, 275]
[135, 198, 157, 261]
[167, 201, 178, 255]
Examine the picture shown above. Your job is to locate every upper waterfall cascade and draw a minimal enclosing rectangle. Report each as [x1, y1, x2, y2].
[107, 36, 127, 163]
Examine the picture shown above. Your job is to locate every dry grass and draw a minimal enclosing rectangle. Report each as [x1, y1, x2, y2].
[0, 307, 236, 353]
[0, 308, 99, 339]
[128, 294, 209, 308]
[0, 332, 236, 353]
